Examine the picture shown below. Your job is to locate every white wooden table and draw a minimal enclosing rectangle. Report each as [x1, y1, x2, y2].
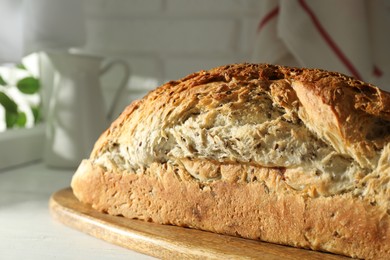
[0, 162, 154, 260]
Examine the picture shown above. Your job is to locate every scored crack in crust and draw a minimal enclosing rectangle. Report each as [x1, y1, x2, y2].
[90, 63, 389, 198]
[71, 63, 390, 259]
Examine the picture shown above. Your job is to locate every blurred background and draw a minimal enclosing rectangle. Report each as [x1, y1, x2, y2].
[0, 0, 389, 169]
[1, 2, 389, 259]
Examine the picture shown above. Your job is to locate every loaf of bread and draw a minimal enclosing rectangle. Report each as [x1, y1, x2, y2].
[71, 63, 390, 259]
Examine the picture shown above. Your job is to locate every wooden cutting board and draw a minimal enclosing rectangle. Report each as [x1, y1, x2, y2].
[50, 188, 349, 259]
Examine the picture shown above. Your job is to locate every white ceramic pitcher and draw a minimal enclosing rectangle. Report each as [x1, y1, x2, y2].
[44, 51, 130, 168]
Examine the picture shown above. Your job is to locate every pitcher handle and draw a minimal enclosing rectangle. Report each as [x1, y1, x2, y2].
[100, 60, 131, 120]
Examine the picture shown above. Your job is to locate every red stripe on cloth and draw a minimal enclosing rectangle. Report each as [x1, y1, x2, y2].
[298, 0, 363, 80]
[257, 6, 280, 33]
[373, 65, 383, 78]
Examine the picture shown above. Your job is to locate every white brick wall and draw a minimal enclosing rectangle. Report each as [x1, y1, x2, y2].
[82, 0, 261, 116]
[86, 19, 239, 54]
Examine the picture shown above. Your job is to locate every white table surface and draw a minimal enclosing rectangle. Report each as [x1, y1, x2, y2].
[0, 162, 155, 260]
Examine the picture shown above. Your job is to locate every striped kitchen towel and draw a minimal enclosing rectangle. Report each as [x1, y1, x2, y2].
[252, 0, 390, 90]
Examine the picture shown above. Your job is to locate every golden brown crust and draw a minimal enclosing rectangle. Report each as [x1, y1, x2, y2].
[95, 63, 390, 166]
[72, 160, 390, 259]
[71, 63, 390, 259]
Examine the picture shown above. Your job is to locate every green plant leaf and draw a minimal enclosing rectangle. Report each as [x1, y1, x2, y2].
[17, 77, 40, 94]
[0, 92, 18, 113]
[16, 63, 27, 70]
[0, 75, 7, 86]
[31, 106, 41, 124]
[16, 112, 27, 127]
[5, 111, 18, 128]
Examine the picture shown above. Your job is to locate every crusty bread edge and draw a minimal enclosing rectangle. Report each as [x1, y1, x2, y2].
[71, 159, 390, 259]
